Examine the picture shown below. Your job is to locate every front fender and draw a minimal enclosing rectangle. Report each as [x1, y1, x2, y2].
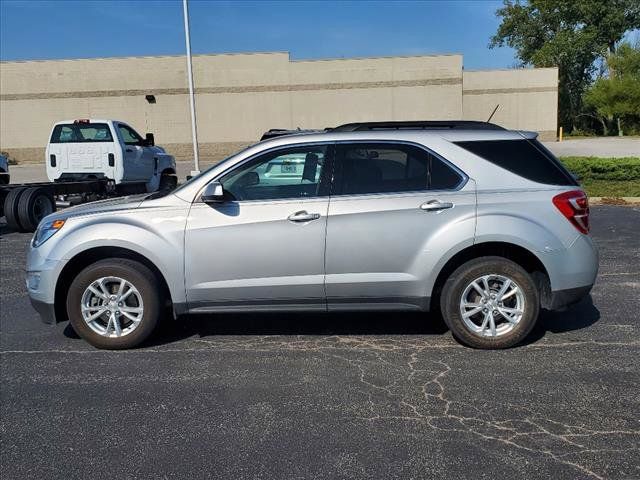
[49, 210, 186, 305]
[157, 154, 176, 171]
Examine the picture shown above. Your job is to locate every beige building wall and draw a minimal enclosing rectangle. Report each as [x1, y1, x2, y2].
[462, 68, 558, 141]
[0, 52, 556, 163]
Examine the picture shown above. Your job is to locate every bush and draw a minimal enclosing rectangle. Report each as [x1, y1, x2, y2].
[559, 156, 640, 181]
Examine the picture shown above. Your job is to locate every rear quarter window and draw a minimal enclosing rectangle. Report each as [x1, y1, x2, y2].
[454, 139, 578, 186]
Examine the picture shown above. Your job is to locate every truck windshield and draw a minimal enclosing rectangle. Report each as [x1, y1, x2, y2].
[50, 123, 113, 143]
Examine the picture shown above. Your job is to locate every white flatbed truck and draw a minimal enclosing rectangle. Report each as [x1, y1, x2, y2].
[1, 119, 177, 232]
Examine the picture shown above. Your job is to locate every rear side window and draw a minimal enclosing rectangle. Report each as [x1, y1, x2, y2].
[50, 123, 113, 143]
[334, 143, 463, 195]
[454, 139, 577, 186]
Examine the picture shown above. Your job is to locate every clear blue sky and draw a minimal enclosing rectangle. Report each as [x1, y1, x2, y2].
[0, 0, 516, 69]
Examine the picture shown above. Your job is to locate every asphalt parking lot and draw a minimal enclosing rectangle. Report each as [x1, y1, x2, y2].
[1, 206, 639, 479]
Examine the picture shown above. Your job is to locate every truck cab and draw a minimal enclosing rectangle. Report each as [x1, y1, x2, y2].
[46, 119, 176, 193]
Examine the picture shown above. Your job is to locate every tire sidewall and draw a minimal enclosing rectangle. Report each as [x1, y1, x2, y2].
[18, 188, 54, 232]
[3, 187, 27, 230]
[67, 260, 160, 349]
[159, 175, 177, 191]
[441, 257, 539, 349]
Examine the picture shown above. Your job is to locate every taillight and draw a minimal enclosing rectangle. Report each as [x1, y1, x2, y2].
[553, 190, 590, 234]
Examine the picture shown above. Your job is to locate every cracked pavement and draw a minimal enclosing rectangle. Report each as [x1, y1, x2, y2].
[1, 206, 639, 479]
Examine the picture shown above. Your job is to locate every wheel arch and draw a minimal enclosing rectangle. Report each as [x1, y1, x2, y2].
[54, 246, 174, 323]
[429, 241, 552, 312]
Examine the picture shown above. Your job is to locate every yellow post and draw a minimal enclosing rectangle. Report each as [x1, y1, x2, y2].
[559, 126, 563, 142]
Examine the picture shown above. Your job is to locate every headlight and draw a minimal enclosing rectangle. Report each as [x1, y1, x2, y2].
[32, 219, 66, 248]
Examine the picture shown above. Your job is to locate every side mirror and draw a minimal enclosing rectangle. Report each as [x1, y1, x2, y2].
[144, 133, 155, 147]
[202, 181, 225, 203]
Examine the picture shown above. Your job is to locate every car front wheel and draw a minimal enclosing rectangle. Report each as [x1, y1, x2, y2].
[440, 256, 539, 349]
[66, 259, 161, 349]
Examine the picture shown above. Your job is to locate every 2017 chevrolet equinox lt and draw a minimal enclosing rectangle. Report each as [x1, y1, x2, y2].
[26, 121, 598, 349]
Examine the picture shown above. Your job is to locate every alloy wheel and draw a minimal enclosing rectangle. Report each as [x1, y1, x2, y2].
[459, 274, 525, 337]
[80, 276, 144, 338]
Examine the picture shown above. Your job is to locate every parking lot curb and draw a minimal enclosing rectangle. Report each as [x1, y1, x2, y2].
[590, 196, 640, 205]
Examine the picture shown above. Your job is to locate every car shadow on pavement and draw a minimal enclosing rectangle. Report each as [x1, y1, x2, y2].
[143, 310, 451, 347]
[62, 295, 600, 348]
[62, 310, 451, 344]
[523, 295, 601, 345]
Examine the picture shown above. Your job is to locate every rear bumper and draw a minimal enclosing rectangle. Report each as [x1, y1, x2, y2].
[30, 297, 57, 324]
[548, 285, 593, 310]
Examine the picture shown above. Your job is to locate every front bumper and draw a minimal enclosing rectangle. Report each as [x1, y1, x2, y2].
[26, 245, 64, 324]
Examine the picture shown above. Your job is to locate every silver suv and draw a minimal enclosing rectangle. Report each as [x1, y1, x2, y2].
[26, 121, 598, 350]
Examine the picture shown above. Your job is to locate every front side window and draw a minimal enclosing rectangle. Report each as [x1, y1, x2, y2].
[50, 123, 113, 143]
[118, 124, 143, 145]
[333, 142, 462, 195]
[220, 144, 329, 201]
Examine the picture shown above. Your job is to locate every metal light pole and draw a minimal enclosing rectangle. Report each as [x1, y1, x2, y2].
[183, 0, 200, 175]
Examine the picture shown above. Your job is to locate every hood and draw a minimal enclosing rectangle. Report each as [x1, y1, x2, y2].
[46, 194, 148, 222]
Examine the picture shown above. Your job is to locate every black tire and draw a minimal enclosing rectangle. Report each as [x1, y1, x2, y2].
[66, 259, 162, 349]
[3, 187, 28, 231]
[17, 187, 55, 232]
[159, 174, 177, 191]
[440, 256, 539, 349]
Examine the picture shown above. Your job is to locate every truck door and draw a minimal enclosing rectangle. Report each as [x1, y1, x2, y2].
[116, 123, 155, 182]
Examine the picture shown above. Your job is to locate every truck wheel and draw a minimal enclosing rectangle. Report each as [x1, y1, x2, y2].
[66, 258, 162, 349]
[3, 187, 28, 231]
[159, 174, 177, 191]
[440, 256, 539, 349]
[17, 187, 55, 232]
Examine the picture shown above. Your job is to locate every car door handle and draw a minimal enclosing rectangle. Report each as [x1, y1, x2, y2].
[420, 200, 454, 212]
[288, 211, 320, 222]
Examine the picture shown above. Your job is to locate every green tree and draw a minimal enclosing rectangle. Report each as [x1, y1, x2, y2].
[490, 0, 640, 132]
[584, 43, 640, 135]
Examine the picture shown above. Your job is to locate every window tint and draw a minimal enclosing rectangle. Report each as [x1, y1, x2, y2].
[50, 123, 113, 143]
[454, 139, 578, 186]
[334, 143, 462, 195]
[220, 145, 329, 201]
[430, 156, 463, 190]
[118, 125, 143, 145]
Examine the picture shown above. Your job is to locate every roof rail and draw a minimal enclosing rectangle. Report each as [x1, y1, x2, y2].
[331, 121, 505, 132]
[260, 128, 325, 141]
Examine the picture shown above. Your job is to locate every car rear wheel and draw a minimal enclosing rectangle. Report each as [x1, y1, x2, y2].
[440, 256, 539, 349]
[67, 259, 161, 349]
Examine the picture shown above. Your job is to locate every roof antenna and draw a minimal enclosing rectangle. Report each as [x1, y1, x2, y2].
[487, 104, 500, 122]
